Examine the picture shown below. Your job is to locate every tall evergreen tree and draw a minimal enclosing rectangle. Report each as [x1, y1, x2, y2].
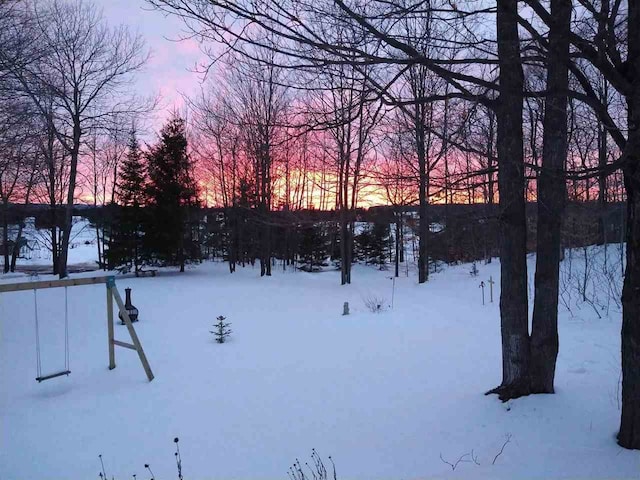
[144, 116, 199, 271]
[298, 223, 329, 272]
[355, 222, 391, 269]
[106, 128, 147, 271]
[369, 222, 392, 269]
[120, 129, 147, 207]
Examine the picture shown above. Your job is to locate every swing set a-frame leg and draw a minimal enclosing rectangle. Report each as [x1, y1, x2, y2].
[107, 284, 115, 370]
[106, 278, 154, 382]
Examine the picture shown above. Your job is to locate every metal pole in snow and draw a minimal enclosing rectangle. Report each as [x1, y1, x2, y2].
[479, 281, 485, 305]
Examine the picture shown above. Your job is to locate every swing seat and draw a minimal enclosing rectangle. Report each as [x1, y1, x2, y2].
[36, 370, 71, 383]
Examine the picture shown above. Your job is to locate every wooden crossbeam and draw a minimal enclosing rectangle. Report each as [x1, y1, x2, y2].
[112, 339, 136, 350]
[0, 275, 113, 293]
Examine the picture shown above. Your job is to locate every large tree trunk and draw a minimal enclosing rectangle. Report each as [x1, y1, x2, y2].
[598, 120, 609, 246]
[399, 211, 405, 263]
[228, 208, 237, 273]
[259, 150, 272, 277]
[2, 202, 9, 274]
[488, 111, 497, 207]
[10, 223, 23, 273]
[395, 208, 401, 278]
[487, 0, 530, 401]
[530, 0, 570, 394]
[50, 219, 58, 276]
[95, 221, 103, 269]
[620, 150, 640, 448]
[11, 176, 34, 273]
[58, 124, 81, 279]
[338, 148, 352, 285]
[263, 221, 271, 276]
[618, 0, 640, 449]
[340, 207, 350, 285]
[58, 188, 75, 278]
[417, 118, 429, 284]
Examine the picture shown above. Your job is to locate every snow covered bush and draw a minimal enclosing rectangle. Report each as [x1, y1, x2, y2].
[363, 295, 387, 313]
[288, 449, 336, 480]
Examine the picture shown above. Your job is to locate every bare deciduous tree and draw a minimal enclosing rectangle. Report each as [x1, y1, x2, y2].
[6, 0, 150, 277]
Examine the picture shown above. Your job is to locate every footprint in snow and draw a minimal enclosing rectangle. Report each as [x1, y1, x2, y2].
[568, 367, 588, 374]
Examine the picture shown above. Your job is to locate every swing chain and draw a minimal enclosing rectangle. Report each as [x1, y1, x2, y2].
[33, 287, 71, 382]
[64, 286, 69, 372]
[34, 289, 41, 379]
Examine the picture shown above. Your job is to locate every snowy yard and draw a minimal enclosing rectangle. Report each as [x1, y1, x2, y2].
[16, 217, 101, 270]
[1, 257, 638, 479]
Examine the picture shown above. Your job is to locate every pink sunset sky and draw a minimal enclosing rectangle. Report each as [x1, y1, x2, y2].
[100, 0, 208, 135]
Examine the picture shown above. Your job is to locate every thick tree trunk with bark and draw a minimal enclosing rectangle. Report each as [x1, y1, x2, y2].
[338, 146, 352, 285]
[10, 223, 24, 272]
[619, 0, 640, 449]
[417, 120, 429, 284]
[399, 213, 405, 263]
[179, 225, 185, 273]
[395, 209, 401, 278]
[95, 223, 103, 269]
[339, 208, 351, 285]
[598, 122, 609, 246]
[530, 0, 570, 394]
[487, 111, 497, 207]
[58, 123, 81, 279]
[259, 148, 272, 277]
[2, 202, 9, 273]
[10, 175, 34, 272]
[228, 208, 237, 273]
[58, 193, 74, 278]
[49, 206, 60, 275]
[50, 224, 58, 275]
[261, 221, 271, 276]
[487, 0, 531, 401]
[620, 150, 640, 448]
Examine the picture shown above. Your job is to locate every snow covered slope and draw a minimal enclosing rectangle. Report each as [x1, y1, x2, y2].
[14, 216, 100, 269]
[0, 253, 637, 479]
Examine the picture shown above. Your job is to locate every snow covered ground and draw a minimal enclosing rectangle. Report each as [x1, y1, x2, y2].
[1, 252, 638, 479]
[20, 217, 100, 268]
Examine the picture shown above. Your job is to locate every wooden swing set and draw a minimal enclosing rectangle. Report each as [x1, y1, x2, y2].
[0, 275, 154, 383]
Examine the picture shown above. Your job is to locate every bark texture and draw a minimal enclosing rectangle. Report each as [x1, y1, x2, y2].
[530, 0, 571, 394]
[58, 122, 81, 278]
[619, 0, 640, 449]
[417, 118, 429, 284]
[487, 0, 531, 401]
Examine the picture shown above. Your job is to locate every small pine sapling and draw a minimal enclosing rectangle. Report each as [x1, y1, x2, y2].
[210, 315, 232, 343]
